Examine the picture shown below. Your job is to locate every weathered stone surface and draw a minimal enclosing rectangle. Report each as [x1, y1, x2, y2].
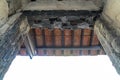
[6, 0, 21, 15]
[36, 0, 104, 8]
[111, 38, 120, 53]
[0, 0, 9, 27]
[21, 0, 30, 8]
[95, 19, 120, 74]
[6, 0, 30, 15]
[102, 0, 120, 28]
[96, 0, 120, 74]
[24, 0, 100, 11]
[0, 13, 22, 79]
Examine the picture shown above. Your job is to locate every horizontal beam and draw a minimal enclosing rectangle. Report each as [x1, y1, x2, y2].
[32, 23, 93, 30]
[23, 10, 101, 17]
[20, 46, 106, 56]
[21, 46, 101, 51]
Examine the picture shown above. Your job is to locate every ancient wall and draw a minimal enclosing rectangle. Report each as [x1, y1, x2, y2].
[95, 0, 120, 74]
[1, 0, 120, 79]
[0, 13, 22, 79]
[0, 0, 8, 27]
[0, 0, 30, 79]
[6, 0, 30, 15]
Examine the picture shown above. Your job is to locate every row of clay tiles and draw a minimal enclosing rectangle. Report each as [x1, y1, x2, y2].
[32, 28, 100, 47]
[20, 28, 105, 56]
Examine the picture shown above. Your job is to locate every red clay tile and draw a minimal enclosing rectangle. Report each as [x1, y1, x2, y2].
[82, 36, 90, 46]
[64, 29, 72, 36]
[35, 28, 42, 36]
[64, 29, 72, 47]
[54, 29, 62, 47]
[83, 29, 91, 36]
[73, 29, 81, 47]
[44, 28, 53, 47]
[92, 35, 99, 46]
[20, 28, 104, 56]
[36, 36, 43, 47]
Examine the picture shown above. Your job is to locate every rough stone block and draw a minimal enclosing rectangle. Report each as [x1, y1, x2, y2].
[0, 0, 8, 27]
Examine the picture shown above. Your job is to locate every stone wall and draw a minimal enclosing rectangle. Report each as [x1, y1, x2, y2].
[95, 0, 120, 74]
[0, 13, 22, 79]
[0, 0, 30, 79]
[0, 0, 8, 27]
[95, 19, 120, 74]
[6, 0, 30, 15]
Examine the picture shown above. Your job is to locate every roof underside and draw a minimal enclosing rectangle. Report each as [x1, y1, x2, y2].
[20, 28, 105, 56]
[20, 0, 104, 56]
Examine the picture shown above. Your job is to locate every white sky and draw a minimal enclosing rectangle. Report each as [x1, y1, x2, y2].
[4, 56, 120, 80]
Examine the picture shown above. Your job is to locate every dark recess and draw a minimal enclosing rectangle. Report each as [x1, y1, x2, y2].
[31, 0, 36, 1]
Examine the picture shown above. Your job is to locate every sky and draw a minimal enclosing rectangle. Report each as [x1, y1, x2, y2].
[4, 56, 120, 80]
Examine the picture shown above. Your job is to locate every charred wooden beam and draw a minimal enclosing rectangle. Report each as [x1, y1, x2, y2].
[23, 10, 101, 17]
[21, 46, 102, 52]
[23, 10, 101, 29]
